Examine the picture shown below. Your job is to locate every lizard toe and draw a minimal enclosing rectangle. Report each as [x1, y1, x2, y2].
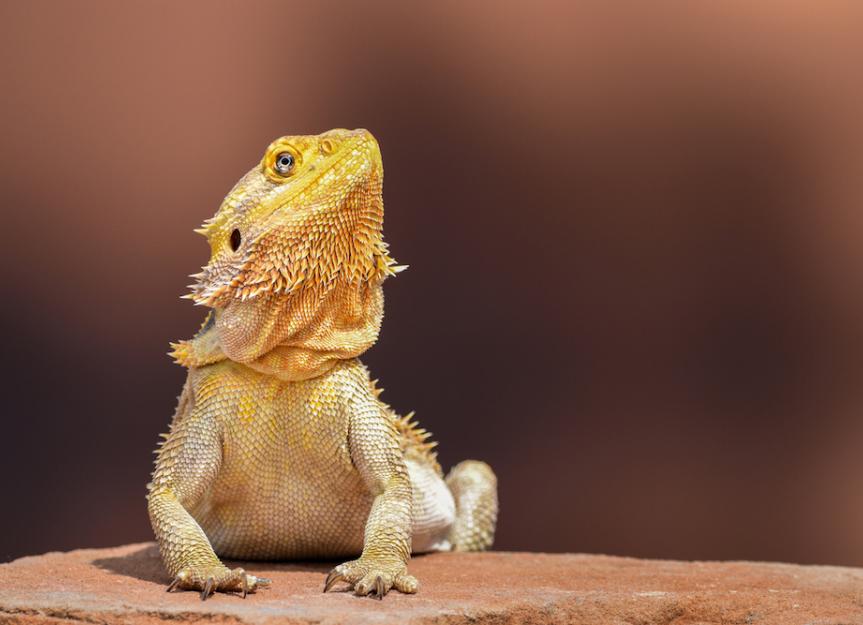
[354, 572, 393, 598]
[393, 573, 419, 594]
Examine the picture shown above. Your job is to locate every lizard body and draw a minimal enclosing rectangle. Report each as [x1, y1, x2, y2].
[147, 129, 497, 599]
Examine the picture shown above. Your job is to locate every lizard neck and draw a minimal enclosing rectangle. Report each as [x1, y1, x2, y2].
[172, 283, 384, 381]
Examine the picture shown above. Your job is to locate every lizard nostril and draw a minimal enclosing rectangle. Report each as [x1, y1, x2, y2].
[229, 229, 242, 252]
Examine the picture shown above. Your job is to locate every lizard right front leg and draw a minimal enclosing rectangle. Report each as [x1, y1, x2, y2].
[147, 488, 268, 599]
[147, 380, 268, 600]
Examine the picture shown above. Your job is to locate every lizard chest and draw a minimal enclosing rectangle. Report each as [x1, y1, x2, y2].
[217, 371, 356, 486]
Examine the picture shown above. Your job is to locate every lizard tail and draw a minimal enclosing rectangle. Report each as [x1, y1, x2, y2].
[445, 460, 498, 551]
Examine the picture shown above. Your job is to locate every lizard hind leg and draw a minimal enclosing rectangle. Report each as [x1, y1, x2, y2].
[445, 460, 498, 551]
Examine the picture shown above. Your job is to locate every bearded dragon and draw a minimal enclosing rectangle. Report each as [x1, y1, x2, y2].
[147, 129, 498, 600]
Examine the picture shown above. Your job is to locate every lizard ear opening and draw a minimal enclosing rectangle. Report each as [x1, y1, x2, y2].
[230, 229, 242, 252]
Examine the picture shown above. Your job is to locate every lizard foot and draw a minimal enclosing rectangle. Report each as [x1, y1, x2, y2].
[323, 558, 418, 598]
[166, 566, 271, 600]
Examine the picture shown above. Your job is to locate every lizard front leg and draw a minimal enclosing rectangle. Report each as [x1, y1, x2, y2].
[324, 389, 417, 598]
[147, 381, 268, 600]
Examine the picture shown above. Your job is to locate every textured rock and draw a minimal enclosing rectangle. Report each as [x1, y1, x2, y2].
[1, 543, 862, 624]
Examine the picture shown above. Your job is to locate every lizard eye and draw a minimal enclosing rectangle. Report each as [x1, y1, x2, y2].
[262, 139, 303, 183]
[229, 229, 241, 252]
[274, 152, 295, 175]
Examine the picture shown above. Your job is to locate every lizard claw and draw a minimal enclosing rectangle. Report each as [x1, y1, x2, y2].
[241, 574, 270, 598]
[323, 569, 346, 593]
[373, 575, 385, 600]
[166, 572, 186, 593]
[200, 576, 215, 601]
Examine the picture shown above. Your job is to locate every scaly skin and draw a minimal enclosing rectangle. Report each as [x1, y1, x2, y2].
[147, 129, 498, 600]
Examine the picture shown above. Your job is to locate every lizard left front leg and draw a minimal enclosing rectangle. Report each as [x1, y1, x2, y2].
[324, 392, 417, 598]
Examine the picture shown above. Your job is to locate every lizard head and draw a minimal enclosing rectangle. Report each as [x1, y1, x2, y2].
[175, 129, 404, 372]
[189, 128, 401, 306]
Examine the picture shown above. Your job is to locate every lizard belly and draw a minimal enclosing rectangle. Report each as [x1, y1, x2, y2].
[189, 363, 373, 560]
[197, 473, 372, 560]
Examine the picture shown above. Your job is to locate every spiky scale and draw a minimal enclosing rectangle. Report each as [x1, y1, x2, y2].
[149, 129, 497, 601]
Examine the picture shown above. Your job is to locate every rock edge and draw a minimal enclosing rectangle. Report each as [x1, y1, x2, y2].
[1, 542, 862, 624]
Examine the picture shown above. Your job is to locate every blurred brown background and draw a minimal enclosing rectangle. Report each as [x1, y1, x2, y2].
[2, 1, 863, 566]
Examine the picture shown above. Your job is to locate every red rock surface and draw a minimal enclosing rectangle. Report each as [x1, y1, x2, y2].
[1, 543, 862, 624]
